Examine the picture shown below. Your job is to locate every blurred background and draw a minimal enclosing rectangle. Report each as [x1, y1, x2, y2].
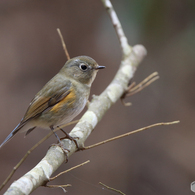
[0, 0, 195, 194]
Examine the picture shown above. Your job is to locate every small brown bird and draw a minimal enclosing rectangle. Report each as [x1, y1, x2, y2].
[0, 56, 105, 148]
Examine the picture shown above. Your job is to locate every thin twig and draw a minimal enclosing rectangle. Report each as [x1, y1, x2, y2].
[50, 160, 90, 181]
[46, 184, 71, 188]
[84, 121, 180, 150]
[57, 28, 70, 60]
[99, 182, 126, 195]
[121, 72, 159, 106]
[0, 120, 79, 191]
[45, 184, 71, 193]
[127, 72, 159, 96]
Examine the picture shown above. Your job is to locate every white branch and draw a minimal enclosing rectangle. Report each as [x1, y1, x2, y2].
[4, 1, 147, 194]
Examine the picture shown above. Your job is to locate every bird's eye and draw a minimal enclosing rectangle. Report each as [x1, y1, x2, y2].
[79, 63, 88, 71]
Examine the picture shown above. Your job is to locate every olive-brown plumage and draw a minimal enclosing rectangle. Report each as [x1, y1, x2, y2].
[0, 56, 105, 148]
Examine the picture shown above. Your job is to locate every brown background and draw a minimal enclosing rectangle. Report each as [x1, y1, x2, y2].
[0, 0, 195, 194]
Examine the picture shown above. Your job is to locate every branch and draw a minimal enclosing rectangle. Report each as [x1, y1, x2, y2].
[49, 160, 90, 181]
[84, 121, 179, 150]
[101, 0, 130, 57]
[0, 121, 78, 190]
[121, 72, 159, 106]
[99, 182, 126, 195]
[57, 28, 70, 60]
[3, 1, 147, 194]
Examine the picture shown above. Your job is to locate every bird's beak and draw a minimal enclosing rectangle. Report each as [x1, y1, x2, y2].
[95, 65, 106, 70]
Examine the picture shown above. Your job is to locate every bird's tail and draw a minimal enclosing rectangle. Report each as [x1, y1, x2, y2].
[0, 123, 24, 148]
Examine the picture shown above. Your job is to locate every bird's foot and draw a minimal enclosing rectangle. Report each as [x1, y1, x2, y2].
[58, 126, 81, 151]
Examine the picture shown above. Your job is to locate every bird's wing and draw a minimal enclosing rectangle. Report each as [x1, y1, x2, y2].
[22, 81, 72, 123]
[0, 81, 72, 148]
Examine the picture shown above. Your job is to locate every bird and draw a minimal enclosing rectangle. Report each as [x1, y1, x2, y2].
[0, 56, 105, 148]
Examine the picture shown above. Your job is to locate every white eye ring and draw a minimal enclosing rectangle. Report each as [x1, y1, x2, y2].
[79, 63, 88, 71]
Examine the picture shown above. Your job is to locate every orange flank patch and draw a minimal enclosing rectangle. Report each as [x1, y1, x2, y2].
[50, 89, 76, 112]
